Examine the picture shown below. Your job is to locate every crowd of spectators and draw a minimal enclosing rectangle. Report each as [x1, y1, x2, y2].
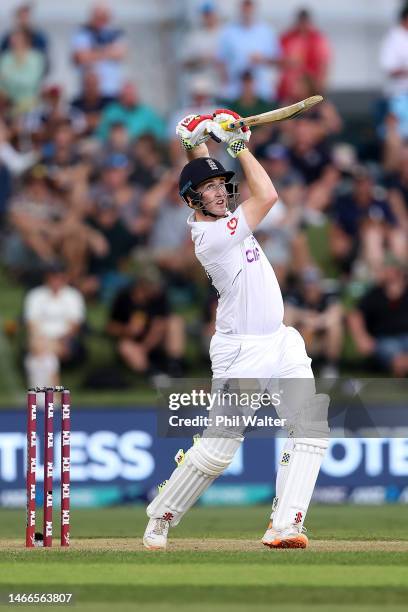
[0, 1, 407, 388]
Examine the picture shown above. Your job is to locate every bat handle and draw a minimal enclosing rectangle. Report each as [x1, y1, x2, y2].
[219, 119, 241, 132]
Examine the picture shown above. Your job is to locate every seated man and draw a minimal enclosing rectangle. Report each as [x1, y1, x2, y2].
[284, 267, 343, 377]
[348, 257, 408, 376]
[24, 263, 86, 388]
[107, 268, 185, 378]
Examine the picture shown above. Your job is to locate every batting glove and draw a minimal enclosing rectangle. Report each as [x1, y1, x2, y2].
[176, 114, 213, 150]
[210, 109, 251, 158]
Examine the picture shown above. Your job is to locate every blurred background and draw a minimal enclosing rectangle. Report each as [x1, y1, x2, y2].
[0, 0, 407, 511]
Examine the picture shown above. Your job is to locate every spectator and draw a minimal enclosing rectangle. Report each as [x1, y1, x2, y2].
[274, 116, 340, 226]
[130, 134, 167, 189]
[278, 8, 331, 102]
[24, 263, 86, 388]
[81, 196, 139, 302]
[23, 84, 86, 140]
[217, 0, 281, 101]
[40, 119, 91, 218]
[379, 5, 408, 140]
[144, 169, 192, 258]
[97, 81, 166, 142]
[71, 71, 110, 135]
[348, 257, 408, 376]
[91, 152, 151, 235]
[72, 2, 127, 100]
[1, 3, 48, 64]
[5, 165, 95, 283]
[221, 70, 271, 133]
[238, 160, 312, 286]
[286, 118, 333, 186]
[0, 118, 38, 176]
[284, 267, 343, 378]
[0, 28, 45, 114]
[330, 167, 406, 276]
[107, 268, 185, 377]
[385, 144, 408, 233]
[180, 2, 221, 97]
[143, 169, 196, 312]
[380, 4, 408, 99]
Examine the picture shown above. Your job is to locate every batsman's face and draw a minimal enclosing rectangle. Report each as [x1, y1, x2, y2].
[197, 177, 228, 216]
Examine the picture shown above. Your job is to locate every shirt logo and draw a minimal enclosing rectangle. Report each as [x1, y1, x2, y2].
[227, 217, 238, 235]
[246, 247, 260, 262]
[206, 159, 218, 171]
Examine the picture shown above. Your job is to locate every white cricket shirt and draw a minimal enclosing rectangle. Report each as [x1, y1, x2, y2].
[24, 285, 85, 339]
[188, 205, 284, 335]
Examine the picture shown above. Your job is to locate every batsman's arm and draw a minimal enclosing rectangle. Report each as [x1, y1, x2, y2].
[186, 143, 210, 161]
[238, 149, 278, 230]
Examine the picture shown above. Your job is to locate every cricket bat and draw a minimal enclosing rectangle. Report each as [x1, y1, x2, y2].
[220, 95, 323, 131]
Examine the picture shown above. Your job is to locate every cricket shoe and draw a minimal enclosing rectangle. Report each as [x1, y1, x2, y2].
[143, 517, 170, 550]
[262, 521, 308, 549]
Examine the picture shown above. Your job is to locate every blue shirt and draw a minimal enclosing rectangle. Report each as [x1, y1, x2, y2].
[217, 21, 281, 100]
[71, 25, 125, 97]
[97, 102, 166, 141]
[332, 194, 396, 237]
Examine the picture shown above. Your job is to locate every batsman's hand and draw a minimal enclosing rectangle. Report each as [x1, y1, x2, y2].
[176, 114, 213, 150]
[209, 109, 251, 158]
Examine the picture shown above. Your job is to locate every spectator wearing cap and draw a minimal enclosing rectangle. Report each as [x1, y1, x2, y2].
[6, 164, 99, 283]
[23, 84, 86, 140]
[180, 2, 221, 98]
[107, 269, 185, 378]
[217, 0, 282, 101]
[72, 2, 127, 100]
[330, 167, 406, 276]
[6, 165, 66, 277]
[40, 119, 91, 218]
[1, 3, 49, 65]
[24, 263, 86, 388]
[0, 28, 45, 114]
[97, 81, 166, 142]
[82, 156, 146, 301]
[348, 257, 408, 376]
[91, 152, 151, 235]
[278, 8, 331, 102]
[284, 267, 343, 378]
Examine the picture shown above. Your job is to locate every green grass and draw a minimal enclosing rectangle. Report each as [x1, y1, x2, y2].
[0, 505, 407, 610]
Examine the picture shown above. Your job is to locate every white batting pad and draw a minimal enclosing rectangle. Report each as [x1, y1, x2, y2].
[271, 437, 294, 519]
[271, 437, 329, 531]
[147, 437, 242, 526]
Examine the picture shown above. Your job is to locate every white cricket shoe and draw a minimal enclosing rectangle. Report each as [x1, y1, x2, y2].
[262, 521, 308, 549]
[143, 518, 170, 550]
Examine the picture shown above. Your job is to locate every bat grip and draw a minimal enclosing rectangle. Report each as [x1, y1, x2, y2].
[219, 119, 242, 131]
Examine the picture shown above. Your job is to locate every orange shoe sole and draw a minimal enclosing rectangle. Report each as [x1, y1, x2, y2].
[262, 534, 308, 549]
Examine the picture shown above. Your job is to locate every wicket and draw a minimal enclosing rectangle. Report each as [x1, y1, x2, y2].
[26, 386, 71, 548]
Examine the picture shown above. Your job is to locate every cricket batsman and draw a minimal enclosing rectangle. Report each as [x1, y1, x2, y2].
[143, 110, 330, 550]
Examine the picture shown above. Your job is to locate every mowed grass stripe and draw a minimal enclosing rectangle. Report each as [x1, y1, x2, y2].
[1, 585, 407, 605]
[0, 563, 407, 587]
[1, 506, 408, 540]
[1, 550, 408, 566]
